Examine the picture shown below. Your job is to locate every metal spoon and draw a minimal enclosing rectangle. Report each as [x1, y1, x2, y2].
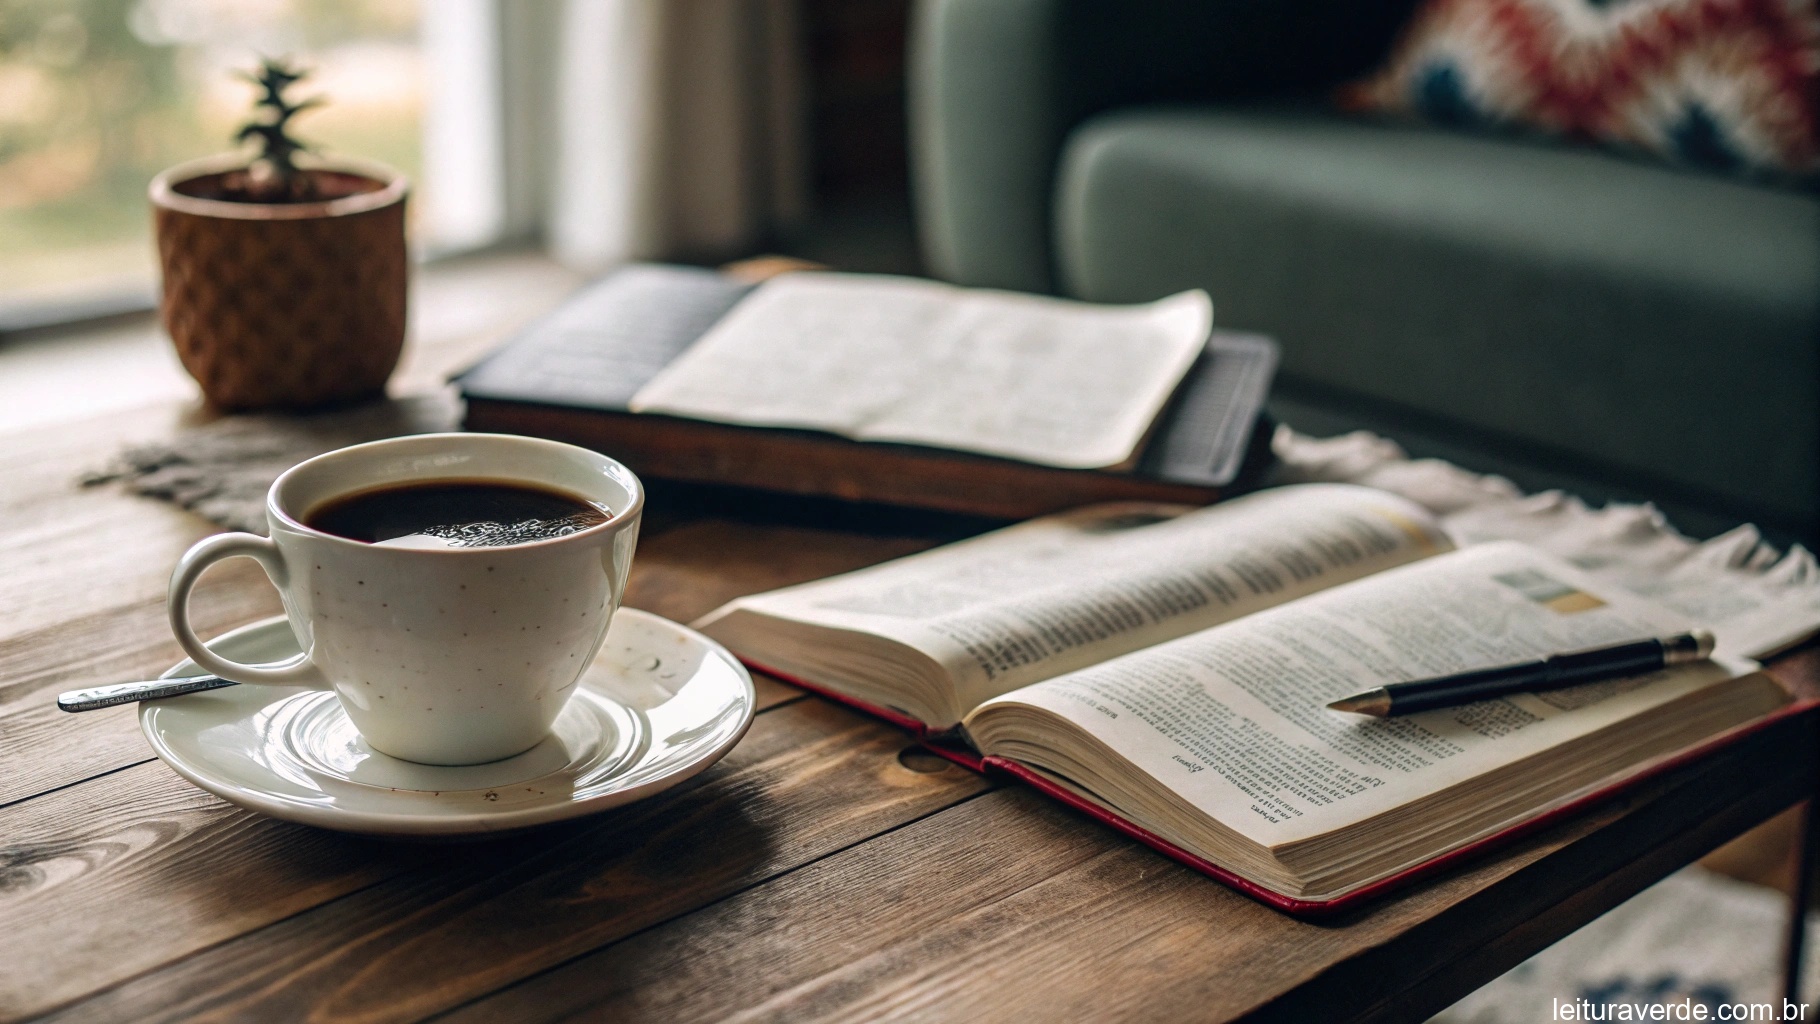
[58, 674, 239, 712]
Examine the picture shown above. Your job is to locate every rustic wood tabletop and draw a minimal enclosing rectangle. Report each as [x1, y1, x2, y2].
[3, 254, 1816, 1023]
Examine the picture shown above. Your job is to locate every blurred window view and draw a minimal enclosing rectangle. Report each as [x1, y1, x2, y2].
[0, 0, 422, 310]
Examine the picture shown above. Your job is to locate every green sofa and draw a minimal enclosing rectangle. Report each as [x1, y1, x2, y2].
[909, 0, 1820, 537]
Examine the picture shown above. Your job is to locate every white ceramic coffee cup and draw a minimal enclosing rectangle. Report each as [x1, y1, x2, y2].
[167, 433, 644, 766]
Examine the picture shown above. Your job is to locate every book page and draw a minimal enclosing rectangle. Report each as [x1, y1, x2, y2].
[627, 273, 1213, 469]
[1443, 494, 1820, 662]
[1276, 426, 1820, 663]
[713, 484, 1452, 713]
[969, 542, 1719, 846]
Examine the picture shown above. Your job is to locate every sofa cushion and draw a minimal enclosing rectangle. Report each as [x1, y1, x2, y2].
[1342, 0, 1820, 181]
[1055, 105, 1820, 529]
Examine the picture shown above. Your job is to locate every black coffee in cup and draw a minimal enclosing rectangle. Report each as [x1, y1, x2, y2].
[305, 480, 611, 548]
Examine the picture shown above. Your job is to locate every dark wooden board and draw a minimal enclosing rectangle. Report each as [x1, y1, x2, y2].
[6, 254, 1817, 1024]
[27, 700, 990, 1023]
[433, 701, 1820, 1024]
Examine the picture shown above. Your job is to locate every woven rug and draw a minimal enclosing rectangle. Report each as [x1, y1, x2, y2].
[80, 392, 459, 534]
[1432, 866, 1818, 1022]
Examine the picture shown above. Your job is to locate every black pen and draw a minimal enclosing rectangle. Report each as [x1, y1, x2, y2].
[1326, 630, 1716, 718]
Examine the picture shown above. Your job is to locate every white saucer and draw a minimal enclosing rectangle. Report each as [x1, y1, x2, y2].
[140, 608, 755, 837]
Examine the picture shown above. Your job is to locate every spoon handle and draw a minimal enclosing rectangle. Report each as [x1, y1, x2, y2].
[58, 674, 239, 712]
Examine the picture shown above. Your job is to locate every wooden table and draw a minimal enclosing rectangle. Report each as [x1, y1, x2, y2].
[4, 255, 1818, 1023]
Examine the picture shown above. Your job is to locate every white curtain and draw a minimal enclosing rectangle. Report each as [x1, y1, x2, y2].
[420, 0, 507, 252]
[420, 0, 808, 269]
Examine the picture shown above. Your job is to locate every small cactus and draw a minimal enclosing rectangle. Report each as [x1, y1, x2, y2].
[234, 57, 322, 200]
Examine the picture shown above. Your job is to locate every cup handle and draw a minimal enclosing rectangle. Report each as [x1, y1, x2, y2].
[168, 532, 328, 688]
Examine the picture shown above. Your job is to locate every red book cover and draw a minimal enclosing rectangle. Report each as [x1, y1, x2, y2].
[743, 657, 1814, 916]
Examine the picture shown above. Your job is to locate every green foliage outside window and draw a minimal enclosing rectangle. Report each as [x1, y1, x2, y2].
[0, 0, 419, 297]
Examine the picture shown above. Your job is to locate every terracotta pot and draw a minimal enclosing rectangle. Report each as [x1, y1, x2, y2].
[149, 155, 409, 412]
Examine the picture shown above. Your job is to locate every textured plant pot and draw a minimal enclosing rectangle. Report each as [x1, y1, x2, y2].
[150, 155, 409, 412]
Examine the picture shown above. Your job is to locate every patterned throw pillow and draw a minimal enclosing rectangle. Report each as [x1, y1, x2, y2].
[1342, 0, 1820, 179]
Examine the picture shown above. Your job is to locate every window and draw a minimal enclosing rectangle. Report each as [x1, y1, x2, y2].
[0, 0, 423, 316]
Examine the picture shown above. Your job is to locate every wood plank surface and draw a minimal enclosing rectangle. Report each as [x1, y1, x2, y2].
[0, 558, 282, 807]
[27, 697, 1809, 1024]
[442, 787, 1124, 1024]
[425, 704, 1820, 1024]
[5, 252, 1816, 1024]
[0, 664, 805, 1022]
[27, 700, 990, 1023]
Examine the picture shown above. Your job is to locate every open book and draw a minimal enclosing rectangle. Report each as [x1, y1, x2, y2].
[628, 273, 1214, 469]
[696, 485, 1789, 906]
[456, 265, 1276, 519]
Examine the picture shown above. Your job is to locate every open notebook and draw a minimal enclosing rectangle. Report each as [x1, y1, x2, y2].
[695, 485, 1791, 910]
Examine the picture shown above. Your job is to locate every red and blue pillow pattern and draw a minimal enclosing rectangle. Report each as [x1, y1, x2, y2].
[1343, 0, 1820, 179]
